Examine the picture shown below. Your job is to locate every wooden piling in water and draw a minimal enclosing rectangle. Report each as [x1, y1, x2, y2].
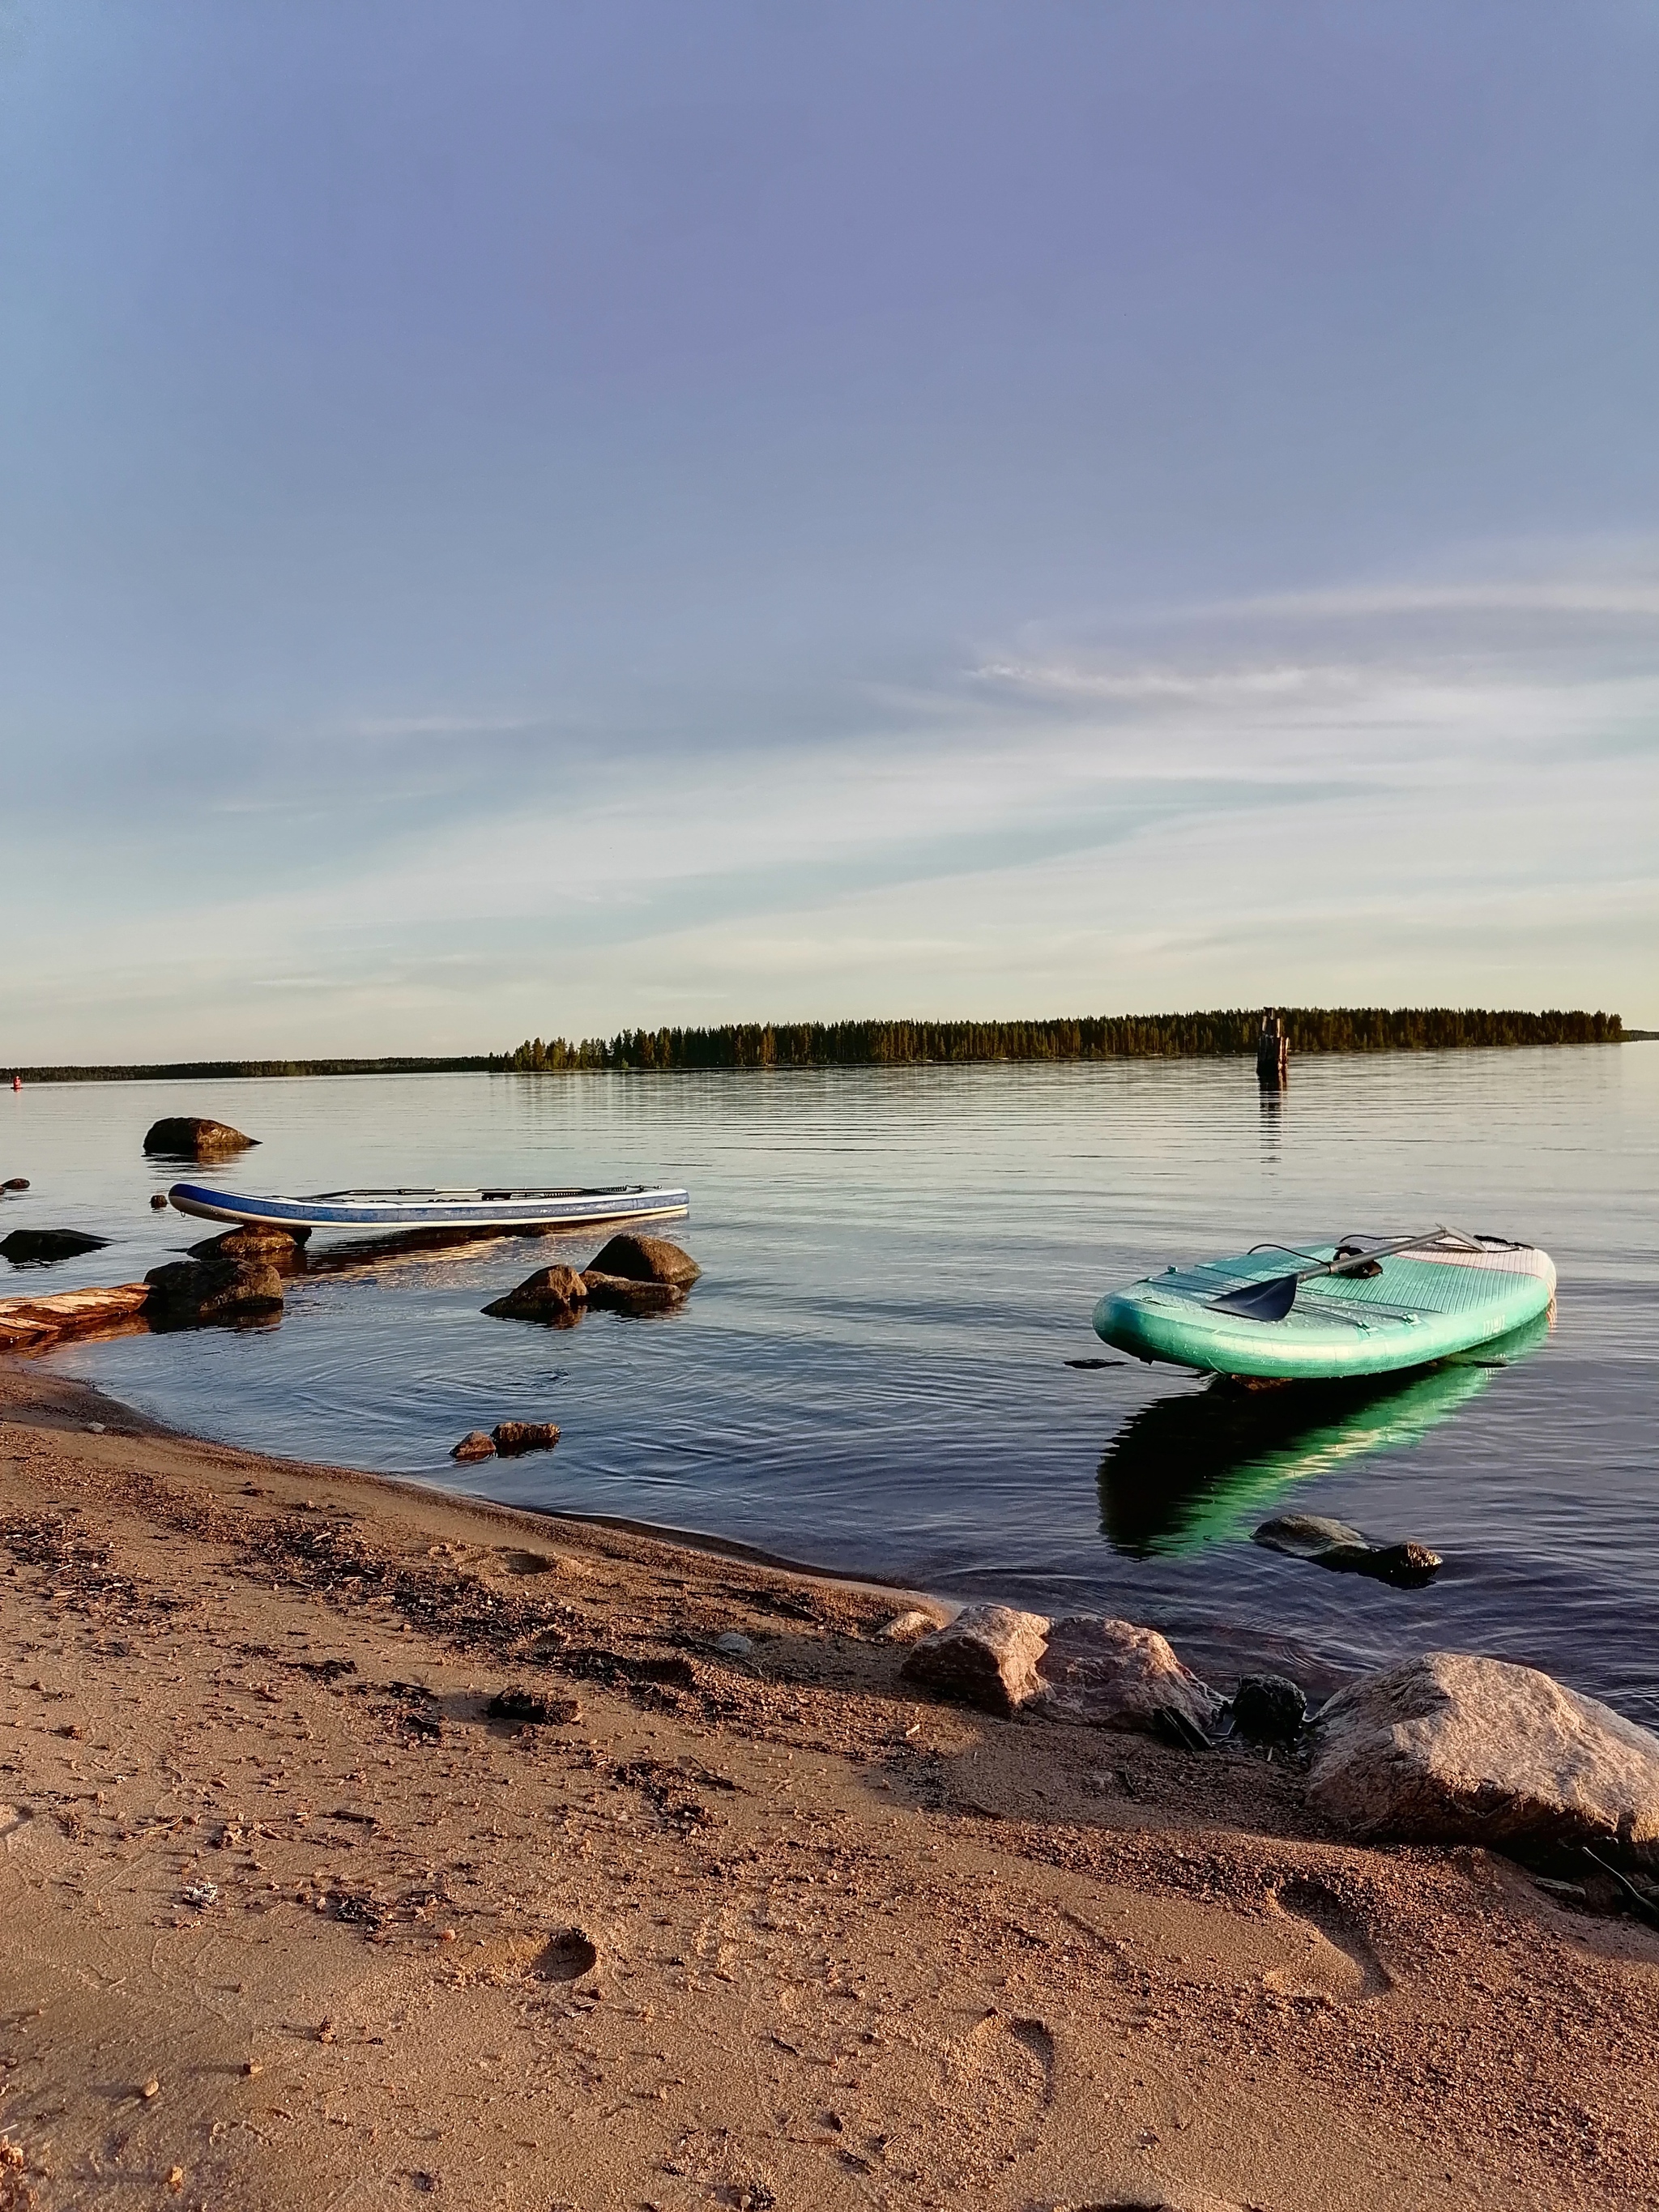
[1256, 1009, 1289, 1089]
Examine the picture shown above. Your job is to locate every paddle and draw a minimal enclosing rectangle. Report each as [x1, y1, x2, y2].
[1208, 1230, 1451, 1324]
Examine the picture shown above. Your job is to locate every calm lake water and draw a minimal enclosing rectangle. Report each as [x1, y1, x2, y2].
[9, 1049, 1657, 1726]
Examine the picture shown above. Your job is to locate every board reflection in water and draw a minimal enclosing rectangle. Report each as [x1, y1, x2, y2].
[1098, 1310, 1552, 1558]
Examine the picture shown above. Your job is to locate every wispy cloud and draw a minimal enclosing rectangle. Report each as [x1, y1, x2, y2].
[7, 541, 1657, 1053]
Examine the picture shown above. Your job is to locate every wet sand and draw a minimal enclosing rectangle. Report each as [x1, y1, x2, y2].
[2, 1356, 1657, 2211]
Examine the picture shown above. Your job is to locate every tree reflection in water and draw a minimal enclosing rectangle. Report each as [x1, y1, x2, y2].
[1098, 1309, 1550, 1558]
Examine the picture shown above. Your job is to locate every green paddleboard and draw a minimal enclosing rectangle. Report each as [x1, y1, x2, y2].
[1093, 1232, 1555, 1382]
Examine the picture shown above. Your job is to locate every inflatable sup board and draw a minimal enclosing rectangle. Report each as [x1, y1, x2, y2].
[1094, 1230, 1554, 1382]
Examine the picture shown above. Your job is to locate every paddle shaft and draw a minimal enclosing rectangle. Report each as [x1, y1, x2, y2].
[1209, 1229, 1452, 1323]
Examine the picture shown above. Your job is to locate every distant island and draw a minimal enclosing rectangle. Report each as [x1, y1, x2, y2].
[8, 1007, 1631, 1084]
[501, 1007, 1625, 1070]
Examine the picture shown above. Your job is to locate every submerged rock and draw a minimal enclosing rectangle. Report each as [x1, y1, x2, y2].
[1307, 1651, 1659, 1865]
[899, 1604, 1050, 1719]
[143, 1256, 284, 1326]
[1317, 1539, 1443, 1588]
[1230, 1672, 1308, 1747]
[1253, 1512, 1368, 1558]
[482, 1264, 589, 1323]
[490, 1420, 560, 1456]
[1031, 1616, 1223, 1743]
[586, 1232, 701, 1287]
[143, 1115, 258, 1159]
[1, 1228, 109, 1264]
[450, 1431, 496, 1463]
[1254, 1513, 1443, 1588]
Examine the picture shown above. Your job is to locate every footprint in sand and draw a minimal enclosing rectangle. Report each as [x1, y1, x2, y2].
[936, 2010, 1056, 2166]
[1267, 1875, 1392, 2001]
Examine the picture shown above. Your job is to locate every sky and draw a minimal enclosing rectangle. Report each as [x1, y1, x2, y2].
[2, 0, 1657, 1059]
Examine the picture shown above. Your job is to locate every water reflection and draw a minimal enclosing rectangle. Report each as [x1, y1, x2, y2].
[1259, 1087, 1286, 1168]
[1098, 1311, 1551, 1558]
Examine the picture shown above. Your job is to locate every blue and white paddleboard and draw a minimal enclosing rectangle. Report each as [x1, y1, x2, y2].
[168, 1182, 690, 1233]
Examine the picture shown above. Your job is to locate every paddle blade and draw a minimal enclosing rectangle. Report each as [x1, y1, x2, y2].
[1209, 1271, 1299, 1323]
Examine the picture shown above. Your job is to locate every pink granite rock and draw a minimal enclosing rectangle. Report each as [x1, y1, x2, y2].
[1307, 1651, 1659, 1864]
[1031, 1616, 1223, 1741]
[899, 1604, 1051, 1718]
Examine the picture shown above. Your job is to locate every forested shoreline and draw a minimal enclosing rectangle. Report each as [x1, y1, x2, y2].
[501, 1007, 1625, 1072]
[8, 1008, 1628, 1083]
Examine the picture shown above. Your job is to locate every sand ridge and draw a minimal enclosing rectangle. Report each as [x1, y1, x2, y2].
[2, 1360, 1657, 2210]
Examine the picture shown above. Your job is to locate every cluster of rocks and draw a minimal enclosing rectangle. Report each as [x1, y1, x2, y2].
[898, 1603, 1659, 1873]
[899, 1605, 1226, 1739]
[483, 1234, 701, 1325]
[144, 1223, 306, 1329]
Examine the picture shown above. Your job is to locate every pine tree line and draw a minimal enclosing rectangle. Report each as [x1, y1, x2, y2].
[11, 1008, 1623, 1083]
[501, 1007, 1624, 1072]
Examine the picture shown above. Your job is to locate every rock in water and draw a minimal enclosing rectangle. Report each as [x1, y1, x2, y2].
[586, 1233, 701, 1288]
[2, 1176, 31, 1191]
[1316, 1539, 1443, 1588]
[490, 1420, 560, 1456]
[0, 1282, 151, 1349]
[1307, 1651, 1659, 1865]
[143, 1257, 284, 1326]
[451, 1431, 496, 1463]
[482, 1264, 589, 1323]
[1, 1229, 109, 1264]
[580, 1270, 684, 1314]
[1254, 1513, 1443, 1587]
[143, 1116, 258, 1159]
[1231, 1672, 1308, 1746]
[1253, 1512, 1369, 1558]
[898, 1604, 1051, 1718]
[1030, 1616, 1223, 1741]
[189, 1225, 310, 1270]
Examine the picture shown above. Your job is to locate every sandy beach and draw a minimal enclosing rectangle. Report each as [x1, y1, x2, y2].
[3, 1356, 1657, 2212]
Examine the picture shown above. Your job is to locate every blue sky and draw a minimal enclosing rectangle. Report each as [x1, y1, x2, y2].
[3, 0, 1656, 1056]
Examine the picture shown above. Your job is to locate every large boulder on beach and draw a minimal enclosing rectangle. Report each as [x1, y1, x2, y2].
[1307, 1652, 1659, 1865]
[143, 1256, 284, 1327]
[1, 1228, 109, 1265]
[899, 1604, 1051, 1718]
[1030, 1615, 1223, 1741]
[143, 1115, 258, 1159]
[483, 1264, 589, 1323]
[586, 1233, 701, 1288]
